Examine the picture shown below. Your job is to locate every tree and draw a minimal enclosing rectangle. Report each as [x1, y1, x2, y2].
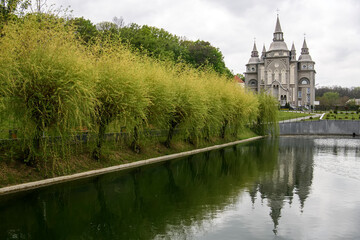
[182, 40, 232, 77]
[0, 0, 30, 28]
[70, 17, 98, 44]
[319, 92, 339, 110]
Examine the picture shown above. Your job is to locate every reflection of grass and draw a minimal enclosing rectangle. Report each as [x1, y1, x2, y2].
[324, 111, 360, 120]
[0, 128, 258, 188]
[278, 111, 314, 121]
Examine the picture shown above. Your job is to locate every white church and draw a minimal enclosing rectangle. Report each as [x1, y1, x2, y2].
[244, 15, 316, 109]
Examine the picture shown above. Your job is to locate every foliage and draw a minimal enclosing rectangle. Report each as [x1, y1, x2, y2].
[0, 14, 96, 165]
[69, 17, 98, 44]
[90, 41, 149, 159]
[317, 92, 339, 110]
[252, 92, 278, 136]
[0, 12, 279, 171]
[316, 86, 360, 99]
[182, 40, 232, 77]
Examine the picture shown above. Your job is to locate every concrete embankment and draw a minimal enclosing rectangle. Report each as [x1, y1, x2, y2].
[0, 136, 264, 195]
[280, 120, 360, 136]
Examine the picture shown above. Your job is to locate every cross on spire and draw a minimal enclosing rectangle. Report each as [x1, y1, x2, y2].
[276, 8, 280, 16]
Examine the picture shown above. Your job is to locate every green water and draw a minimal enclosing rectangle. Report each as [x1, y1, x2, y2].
[1, 137, 360, 239]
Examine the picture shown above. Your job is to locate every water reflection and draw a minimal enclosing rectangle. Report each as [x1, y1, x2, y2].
[0, 137, 360, 239]
[247, 137, 314, 234]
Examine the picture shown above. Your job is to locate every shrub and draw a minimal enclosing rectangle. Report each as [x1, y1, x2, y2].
[0, 15, 96, 166]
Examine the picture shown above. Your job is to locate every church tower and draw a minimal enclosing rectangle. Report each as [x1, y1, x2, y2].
[244, 15, 316, 109]
[297, 38, 316, 107]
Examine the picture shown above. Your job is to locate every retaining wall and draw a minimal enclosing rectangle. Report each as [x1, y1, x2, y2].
[279, 120, 360, 135]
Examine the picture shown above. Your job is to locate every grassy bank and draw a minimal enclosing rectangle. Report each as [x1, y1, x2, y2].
[278, 111, 314, 121]
[0, 129, 258, 188]
[324, 111, 360, 120]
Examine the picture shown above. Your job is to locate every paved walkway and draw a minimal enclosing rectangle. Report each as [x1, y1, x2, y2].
[279, 113, 323, 123]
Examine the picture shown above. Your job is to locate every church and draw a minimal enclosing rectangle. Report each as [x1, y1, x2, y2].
[244, 15, 316, 109]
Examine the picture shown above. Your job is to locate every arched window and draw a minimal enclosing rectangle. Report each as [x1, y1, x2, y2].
[249, 80, 257, 86]
[299, 78, 309, 85]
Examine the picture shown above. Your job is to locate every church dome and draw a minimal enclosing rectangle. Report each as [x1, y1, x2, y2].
[298, 38, 313, 62]
[248, 56, 260, 64]
[268, 41, 288, 51]
[298, 54, 312, 62]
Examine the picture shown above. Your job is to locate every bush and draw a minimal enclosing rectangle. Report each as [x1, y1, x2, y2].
[0, 15, 96, 165]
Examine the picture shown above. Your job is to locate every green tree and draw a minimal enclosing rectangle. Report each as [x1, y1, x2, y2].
[70, 17, 98, 44]
[319, 92, 339, 110]
[119, 23, 186, 62]
[0, 0, 29, 28]
[182, 40, 232, 77]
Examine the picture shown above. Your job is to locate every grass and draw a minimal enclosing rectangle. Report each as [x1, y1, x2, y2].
[324, 111, 360, 120]
[278, 111, 314, 121]
[0, 128, 258, 188]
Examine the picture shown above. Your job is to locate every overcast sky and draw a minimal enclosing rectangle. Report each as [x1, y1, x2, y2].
[47, 0, 360, 87]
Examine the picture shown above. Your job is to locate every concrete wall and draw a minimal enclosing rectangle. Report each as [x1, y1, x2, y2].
[279, 120, 360, 135]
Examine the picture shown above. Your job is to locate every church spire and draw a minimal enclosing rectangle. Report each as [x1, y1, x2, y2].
[291, 42, 296, 51]
[299, 37, 313, 62]
[275, 15, 282, 33]
[273, 15, 284, 42]
[251, 41, 259, 57]
[291, 42, 296, 61]
[301, 38, 309, 54]
[261, 44, 266, 60]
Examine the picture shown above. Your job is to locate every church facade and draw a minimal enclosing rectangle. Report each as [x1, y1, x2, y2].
[244, 16, 316, 109]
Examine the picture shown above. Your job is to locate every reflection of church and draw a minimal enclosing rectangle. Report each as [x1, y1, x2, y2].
[244, 15, 316, 109]
[248, 137, 314, 234]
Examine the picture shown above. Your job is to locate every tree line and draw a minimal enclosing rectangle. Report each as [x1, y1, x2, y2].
[0, 3, 278, 173]
[71, 17, 233, 77]
[315, 86, 360, 110]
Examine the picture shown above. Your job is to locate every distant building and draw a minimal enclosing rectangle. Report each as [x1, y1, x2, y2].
[346, 99, 360, 106]
[244, 15, 316, 109]
[234, 75, 245, 87]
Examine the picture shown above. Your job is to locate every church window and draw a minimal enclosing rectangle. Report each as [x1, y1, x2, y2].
[298, 91, 302, 98]
[307, 88, 311, 94]
[300, 78, 309, 85]
[249, 80, 257, 86]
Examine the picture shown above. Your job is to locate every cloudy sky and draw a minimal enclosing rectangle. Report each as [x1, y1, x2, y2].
[47, 0, 360, 87]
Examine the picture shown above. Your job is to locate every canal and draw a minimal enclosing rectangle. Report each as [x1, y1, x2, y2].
[0, 136, 360, 239]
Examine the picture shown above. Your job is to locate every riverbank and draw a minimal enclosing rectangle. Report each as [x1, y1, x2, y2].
[0, 129, 259, 190]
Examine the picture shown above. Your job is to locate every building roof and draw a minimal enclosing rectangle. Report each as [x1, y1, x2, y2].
[274, 15, 282, 33]
[248, 41, 260, 63]
[269, 15, 288, 51]
[299, 38, 313, 62]
[269, 41, 288, 51]
[234, 75, 244, 83]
